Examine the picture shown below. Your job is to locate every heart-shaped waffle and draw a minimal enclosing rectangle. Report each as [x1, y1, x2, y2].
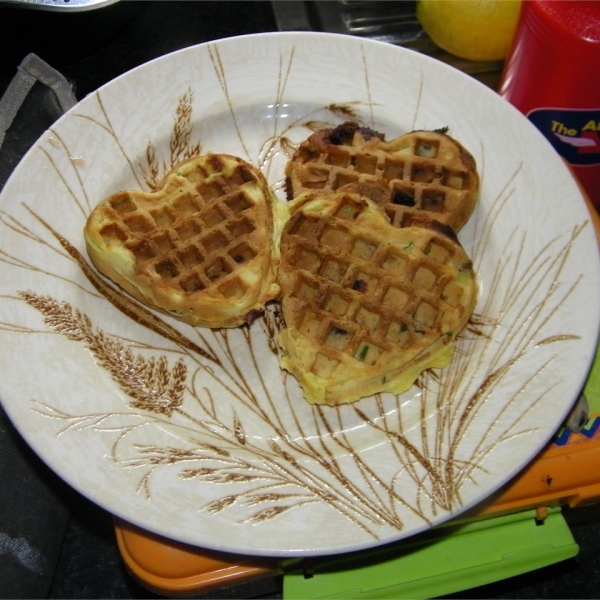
[85, 153, 289, 328]
[285, 121, 479, 232]
[277, 190, 477, 406]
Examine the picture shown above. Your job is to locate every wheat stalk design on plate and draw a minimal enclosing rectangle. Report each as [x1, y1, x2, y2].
[141, 87, 203, 190]
[2, 194, 585, 538]
[0, 45, 590, 542]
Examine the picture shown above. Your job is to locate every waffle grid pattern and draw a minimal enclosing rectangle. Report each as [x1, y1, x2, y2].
[98, 169, 263, 301]
[288, 130, 478, 230]
[281, 195, 470, 378]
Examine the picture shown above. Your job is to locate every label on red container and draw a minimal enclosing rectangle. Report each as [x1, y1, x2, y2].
[528, 108, 600, 166]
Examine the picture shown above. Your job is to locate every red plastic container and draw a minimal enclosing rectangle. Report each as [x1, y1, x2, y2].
[499, 0, 600, 209]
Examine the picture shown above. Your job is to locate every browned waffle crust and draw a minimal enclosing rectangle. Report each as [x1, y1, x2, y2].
[285, 121, 479, 232]
[277, 190, 478, 406]
[84, 153, 289, 328]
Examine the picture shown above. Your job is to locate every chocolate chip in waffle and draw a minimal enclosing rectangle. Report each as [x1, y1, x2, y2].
[84, 153, 289, 328]
[285, 121, 479, 232]
[277, 190, 477, 406]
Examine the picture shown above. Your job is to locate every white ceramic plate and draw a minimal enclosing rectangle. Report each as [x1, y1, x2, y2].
[0, 32, 599, 557]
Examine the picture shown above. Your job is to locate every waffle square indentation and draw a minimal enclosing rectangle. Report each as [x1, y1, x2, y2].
[325, 326, 352, 351]
[289, 214, 316, 238]
[321, 225, 347, 248]
[205, 257, 231, 281]
[332, 171, 358, 190]
[426, 242, 450, 263]
[294, 247, 320, 272]
[391, 189, 415, 207]
[302, 166, 329, 189]
[124, 214, 154, 234]
[442, 281, 464, 307]
[175, 219, 202, 242]
[219, 277, 247, 300]
[155, 259, 180, 281]
[109, 194, 137, 214]
[298, 310, 321, 338]
[354, 342, 383, 365]
[181, 274, 205, 294]
[351, 238, 378, 261]
[383, 158, 404, 181]
[173, 194, 200, 217]
[225, 191, 252, 215]
[229, 242, 256, 265]
[442, 169, 465, 190]
[321, 259, 347, 283]
[356, 306, 380, 331]
[381, 251, 408, 276]
[228, 216, 253, 239]
[203, 207, 225, 228]
[411, 164, 437, 184]
[382, 286, 409, 309]
[416, 139, 439, 158]
[322, 292, 350, 316]
[100, 223, 128, 243]
[325, 150, 351, 168]
[421, 189, 446, 213]
[127, 240, 156, 263]
[351, 271, 379, 295]
[150, 207, 177, 228]
[196, 180, 224, 201]
[228, 165, 256, 188]
[335, 201, 362, 221]
[385, 321, 409, 346]
[414, 301, 437, 327]
[354, 153, 378, 175]
[151, 231, 175, 254]
[296, 278, 320, 302]
[178, 245, 203, 269]
[201, 230, 228, 252]
[413, 266, 437, 290]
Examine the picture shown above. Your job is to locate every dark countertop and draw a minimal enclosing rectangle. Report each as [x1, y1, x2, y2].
[1, 2, 600, 598]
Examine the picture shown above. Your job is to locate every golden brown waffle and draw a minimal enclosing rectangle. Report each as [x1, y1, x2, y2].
[277, 191, 477, 406]
[285, 121, 479, 232]
[85, 154, 289, 328]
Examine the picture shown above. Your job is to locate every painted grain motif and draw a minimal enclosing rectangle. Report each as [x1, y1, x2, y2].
[0, 41, 588, 544]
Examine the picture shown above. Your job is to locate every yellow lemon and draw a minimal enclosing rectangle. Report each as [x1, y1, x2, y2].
[416, 0, 522, 62]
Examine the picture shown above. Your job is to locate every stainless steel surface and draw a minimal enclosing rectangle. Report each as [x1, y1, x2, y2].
[271, 0, 503, 89]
